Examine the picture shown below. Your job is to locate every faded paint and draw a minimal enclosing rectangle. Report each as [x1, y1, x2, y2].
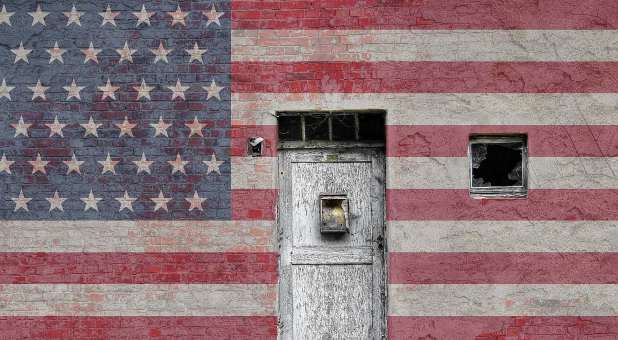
[0, 220, 275, 253]
[0, 284, 277, 316]
[389, 284, 618, 316]
[2, 0, 618, 337]
[233, 30, 618, 62]
[232, 92, 618, 126]
[388, 220, 618, 252]
[386, 157, 618, 189]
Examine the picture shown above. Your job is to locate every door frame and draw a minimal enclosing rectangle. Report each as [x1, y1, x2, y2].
[277, 147, 387, 339]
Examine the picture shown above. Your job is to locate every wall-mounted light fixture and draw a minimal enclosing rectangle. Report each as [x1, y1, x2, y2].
[248, 137, 264, 157]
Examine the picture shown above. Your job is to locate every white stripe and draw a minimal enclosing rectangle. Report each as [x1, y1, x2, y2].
[387, 157, 468, 189]
[0, 284, 276, 316]
[233, 30, 618, 62]
[388, 220, 618, 252]
[232, 93, 618, 126]
[231, 156, 277, 189]
[389, 284, 618, 316]
[387, 157, 618, 189]
[0, 220, 275, 253]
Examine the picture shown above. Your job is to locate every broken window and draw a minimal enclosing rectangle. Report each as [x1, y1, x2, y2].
[469, 135, 527, 198]
[277, 111, 385, 147]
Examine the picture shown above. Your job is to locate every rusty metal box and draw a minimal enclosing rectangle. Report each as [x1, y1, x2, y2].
[319, 194, 349, 233]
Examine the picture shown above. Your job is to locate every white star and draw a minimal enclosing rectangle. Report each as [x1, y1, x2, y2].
[28, 80, 49, 101]
[12, 41, 32, 64]
[0, 79, 15, 100]
[168, 153, 189, 174]
[116, 41, 137, 63]
[133, 152, 153, 174]
[46, 41, 66, 64]
[99, 78, 120, 100]
[168, 79, 189, 100]
[45, 115, 66, 137]
[185, 116, 205, 137]
[11, 116, 31, 137]
[0, 5, 14, 26]
[29, 5, 48, 26]
[81, 190, 102, 211]
[81, 116, 102, 137]
[150, 191, 171, 211]
[151, 116, 172, 137]
[28, 153, 49, 174]
[63, 152, 84, 174]
[0, 154, 14, 174]
[115, 116, 137, 137]
[204, 79, 224, 100]
[150, 41, 172, 64]
[169, 5, 188, 26]
[47, 191, 66, 212]
[185, 42, 206, 63]
[100, 4, 119, 26]
[203, 4, 223, 27]
[186, 191, 206, 211]
[82, 42, 101, 64]
[63, 79, 85, 100]
[134, 79, 154, 100]
[99, 153, 119, 175]
[203, 153, 224, 174]
[12, 189, 31, 212]
[133, 4, 154, 27]
[116, 191, 136, 212]
[64, 4, 83, 26]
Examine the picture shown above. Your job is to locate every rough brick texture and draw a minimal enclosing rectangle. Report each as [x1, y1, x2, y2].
[389, 316, 618, 339]
[3, 0, 618, 339]
[0, 252, 278, 283]
[0, 316, 277, 340]
[0, 0, 231, 220]
[231, 0, 618, 29]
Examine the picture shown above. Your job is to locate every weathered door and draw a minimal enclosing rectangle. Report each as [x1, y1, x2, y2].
[278, 149, 385, 340]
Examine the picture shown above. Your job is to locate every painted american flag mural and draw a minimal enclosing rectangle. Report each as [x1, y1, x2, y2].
[231, 0, 618, 339]
[2, 0, 618, 339]
[0, 0, 230, 220]
[0, 0, 277, 338]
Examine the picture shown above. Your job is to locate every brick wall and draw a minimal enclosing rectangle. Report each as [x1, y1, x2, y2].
[0, 0, 232, 220]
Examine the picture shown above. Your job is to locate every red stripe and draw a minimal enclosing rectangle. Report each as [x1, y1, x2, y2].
[232, 62, 618, 93]
[0, 252, 277, 284]
[386, 125, 618, 157]
[387, 189, 618, 220]
[232, 0, 618, 30]
[232, 125, 278, 157]
[389, 252, 618, 284]
[0, 316, 276, 340]
[232, 189, 277, 220]
[388, 316, 618, 339]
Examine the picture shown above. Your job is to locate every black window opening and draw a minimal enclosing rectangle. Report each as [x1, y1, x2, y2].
[277, 111, 385, 147]
[469, 135, 528, 198]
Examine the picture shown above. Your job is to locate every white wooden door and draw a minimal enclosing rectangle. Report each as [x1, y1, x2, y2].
[278, 149, 385, 340]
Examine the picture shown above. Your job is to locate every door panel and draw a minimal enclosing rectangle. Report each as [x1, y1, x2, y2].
[292, 161, 372, 247]
[278, 149, 385, 340]
[293, 265, 373, 340]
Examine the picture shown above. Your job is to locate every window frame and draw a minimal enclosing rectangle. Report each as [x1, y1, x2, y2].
[468, 135, 528, 198]
[276, 110, 386, 149]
